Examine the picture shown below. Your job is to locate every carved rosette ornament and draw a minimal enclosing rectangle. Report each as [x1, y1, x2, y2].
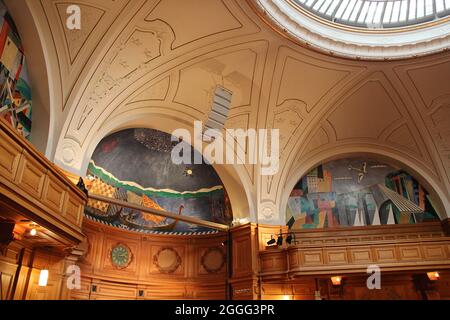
[200, 247, 226, 274]
[153, 247, 182, 274]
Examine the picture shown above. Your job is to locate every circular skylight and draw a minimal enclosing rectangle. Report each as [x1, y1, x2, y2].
[253, 0, 450, 59]
[293, 0, 450, 29]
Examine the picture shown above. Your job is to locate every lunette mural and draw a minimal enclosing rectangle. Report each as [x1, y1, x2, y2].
[84, 128, 232, 234]
[286, 158, 440, 230]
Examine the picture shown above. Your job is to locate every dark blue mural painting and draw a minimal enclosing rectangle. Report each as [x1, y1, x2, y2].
[286, 158, 440, 230]
[84, 128, 232, 234]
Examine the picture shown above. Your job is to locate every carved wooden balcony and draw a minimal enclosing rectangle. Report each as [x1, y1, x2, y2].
[260, 223, 450, 281]
[0, 118, 86, 250]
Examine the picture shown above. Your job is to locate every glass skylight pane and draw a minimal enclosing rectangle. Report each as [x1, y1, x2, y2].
[326, 0, 340, 15]
[391, 1, 401, 22]
[384, 1, 394, 23]
[425, 0, 434, 15]
[436, 0, 445, 12]
[358, 1, 370, 22]
[417, 0, 425, 17]
[335, 0, 350, 19]
[293, 0, 450, 28]
[409, 0, 417, 19]
[366, 1, 378, 23]
[373, 2, 385, 24]
[399, 0, 408, 21]
[349, 0, 364, 21]
[342, 0, 357, 20]
[319, 0, 333, 13]
[313, 0, 325, 10]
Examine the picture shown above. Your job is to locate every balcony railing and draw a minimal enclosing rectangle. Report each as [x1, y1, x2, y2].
[0, 118, 86, 248]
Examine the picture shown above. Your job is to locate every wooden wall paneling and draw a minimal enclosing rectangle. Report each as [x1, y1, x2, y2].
[230, 223, 260, 300]
[71, 220, 228, 300]
[0, 127, 22, 181]
[0, 259, 18, 300]
[0, 118, 86, 251]
[14, 151, 47, 200]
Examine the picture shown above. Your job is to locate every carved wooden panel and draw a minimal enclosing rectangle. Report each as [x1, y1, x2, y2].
[399, 246, 422, 261]
[0, 129, 22, 181]
[72, 220, 227, 300]
[374, 246, 397, 262]
[152, 247, 183, 274]
[325, 249, 348, 265]
[301, 250, 324, 266]
[423, 244, 447, 260]
[199, 246, 226, 274]
[64, 193, 83, 226]
[100, 236, 139, 277]
[0, 260, 17, 300]
[41, 173, 67, 214]
[231, 235, 253, 277]
[260, 224, 450, 278]
[350, 249, 372, 264]
[15, 151, 47, 199]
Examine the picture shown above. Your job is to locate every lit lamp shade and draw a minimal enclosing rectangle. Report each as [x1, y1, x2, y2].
[38, 269, 49, 286]
[331, 276, 342, 286]
[427, 272, 440, 281]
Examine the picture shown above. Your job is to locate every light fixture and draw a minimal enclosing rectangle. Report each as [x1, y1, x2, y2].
[183, 167, 193, 177]
[276, 235, 283, 246]
[281, 295, 291, 300]
[29, 223, 38, 236]
[38, 269, 49, 286]
[266, 235, 276, 245]
[331, 276, 342, 286]
[427, 271, 440, 281]
[286, 233, 294, 245]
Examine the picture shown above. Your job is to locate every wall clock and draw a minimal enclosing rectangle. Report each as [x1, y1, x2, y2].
[110, 243, 132, 269]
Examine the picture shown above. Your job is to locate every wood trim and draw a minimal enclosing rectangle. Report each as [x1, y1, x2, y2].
[0, 118, 86, 249]
[260, 223, 450, 280]
[442, 218, 450, 236]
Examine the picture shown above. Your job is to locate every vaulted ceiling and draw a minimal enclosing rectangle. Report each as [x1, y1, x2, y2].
[7, 0, 450, 224]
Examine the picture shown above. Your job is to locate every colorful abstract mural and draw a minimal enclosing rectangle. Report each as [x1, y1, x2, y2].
[286, 158, 440, 230]
[84, 128, 232, 234]
[0, 1, 32, 139]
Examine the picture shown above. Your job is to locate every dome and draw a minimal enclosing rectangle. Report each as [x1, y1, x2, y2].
[253, 0, 450, 59]
[293, 0, 450, 29]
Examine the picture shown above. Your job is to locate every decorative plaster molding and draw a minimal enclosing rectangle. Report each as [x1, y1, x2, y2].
[252, 0, 450, 60]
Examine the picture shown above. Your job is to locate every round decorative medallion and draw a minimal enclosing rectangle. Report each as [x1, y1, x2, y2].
[110, 243, 132, 269]
[153, 247, 182, 274]
[200, 247, 226, 274]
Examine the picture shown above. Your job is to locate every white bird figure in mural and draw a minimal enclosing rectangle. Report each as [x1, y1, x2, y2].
[348, 162, 368, 184]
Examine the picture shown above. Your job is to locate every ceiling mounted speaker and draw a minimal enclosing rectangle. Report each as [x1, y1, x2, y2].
[204, 86, 232, 138]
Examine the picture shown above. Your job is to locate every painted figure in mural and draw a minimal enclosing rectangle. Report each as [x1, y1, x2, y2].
[287, 158, 440, 230]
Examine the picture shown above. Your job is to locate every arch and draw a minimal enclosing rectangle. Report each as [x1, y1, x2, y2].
[67, 108, 256, 223]
[280, 145, 450, 226]
[5, 0, 54, 157]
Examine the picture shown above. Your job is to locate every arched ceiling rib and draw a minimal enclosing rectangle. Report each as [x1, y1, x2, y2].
[16, 0, 450, 223]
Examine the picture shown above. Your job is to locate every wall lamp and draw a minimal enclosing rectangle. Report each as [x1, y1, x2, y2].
[427, 271, 440, 281]
[331, 276, 343, 286]
[38, 269, 49, 287]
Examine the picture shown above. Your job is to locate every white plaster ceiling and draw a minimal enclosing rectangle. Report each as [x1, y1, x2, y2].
[7, 0, 450, 224]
